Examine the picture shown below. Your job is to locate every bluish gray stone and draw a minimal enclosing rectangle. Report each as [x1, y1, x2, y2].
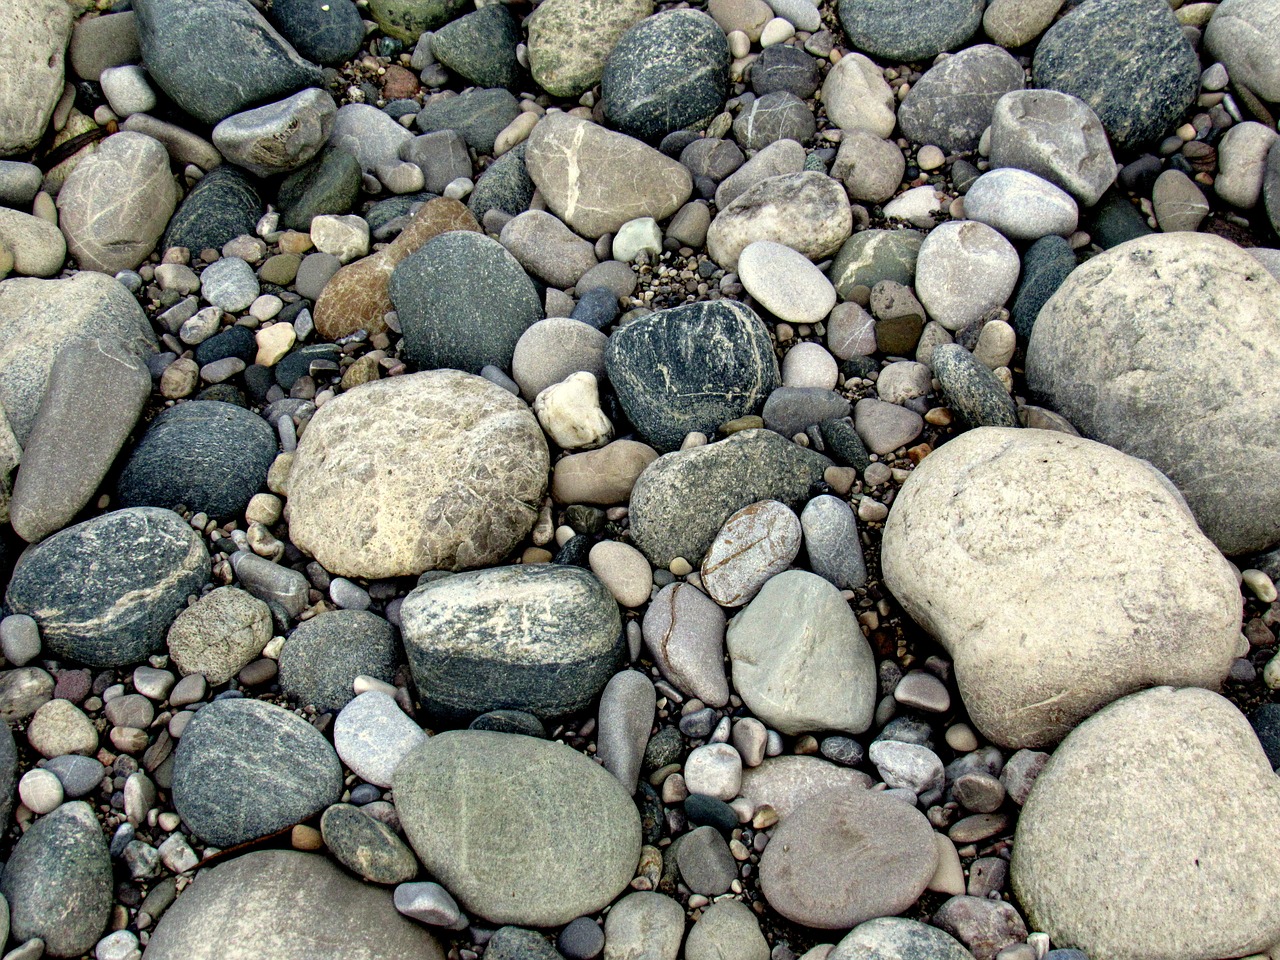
[830, 917, 976, 960]
[898, 44, 1024, 154]
[931, 344, 1019, 428]
[172, 697, 344, 847]
[269, 0, 364, 66]
[751, 44, 821, 99]
[430, 5, 522, 89]
[414, 88, 520, 154]
[278, 609, 399, 712]
[43, 754, 105, 798]
[163, 166, 263, 254]
[5, 507, 209, 669]
[468, 142, 534, 220]
[117, 401, 277, 520]
[762, 387, 851, 439]
[401, 130, 472, 194]
[1011, 235, 1076, 339]
[837, 0, 984, 61]
[801, 494, 866, 590]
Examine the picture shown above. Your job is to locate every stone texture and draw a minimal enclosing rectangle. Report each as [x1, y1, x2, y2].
[321, 803, 419, 884]
[962, 168, 1078, 241]
[368, 0, 467, 42]
[930, 344, 1019, 428]
[166, 586, 272, 685]
[830, 229, 922, 300]
[831, 918, 977, 960]
[707, 171, 852, 270]
[701, 500, 802, 607]
[211, 87, 336, 178]
[836, 0, 983, 61]
[898, 45, 1025, 154]
[551, 439, 658, 505]
[163, 166, 262, 255]
[413, 88, 519, 155]
[685, 899, 769, 960]
[1204, 0, 1280, 103]
[1012, 688, 1280, 960]
[527, 0, 653, 98]
[989, 89, 1116, 206]
[0, 209, 65, 278]
[0, 0, 75, 156]
[430, 5, 522, 89]
[513, 317, 609, 402]
[642, 582, 730, 707]
[1026, 232, 1280, 555]
[915, 220, 1020, 331]
[269, 0, 365, 66]
[820, 52, 896, 138]
[279, 610, 399, 713]
[286, 371, 548, 578]
[882, 427, 1242, 748]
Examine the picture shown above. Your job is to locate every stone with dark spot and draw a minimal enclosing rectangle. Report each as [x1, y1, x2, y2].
[321, 803, 419, 884]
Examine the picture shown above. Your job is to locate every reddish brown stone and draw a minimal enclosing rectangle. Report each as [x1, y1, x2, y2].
[382, 65, 420, 100]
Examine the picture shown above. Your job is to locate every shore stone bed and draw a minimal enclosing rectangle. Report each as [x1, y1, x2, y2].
[0, 0, 1278, 958]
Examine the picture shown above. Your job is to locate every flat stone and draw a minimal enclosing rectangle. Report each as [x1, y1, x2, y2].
[800, 494, 866, 590]
[27, 698, 97, 758]
[898, 45, 1025, 154]
[212, 88, 336, 178]
[685, 899, 768, 960]
[331, 102, 415, 175]
[0, 0, 75, 155]
[762, 386, 849, 436]
[836, 0, 983, 60]
[597, 670, 656, 794]
[731, 92, 816, 150]
[915, 220, 1020, 331]
[1151, 169, 1209, 233]
[701, 500, 801, 607]
[511, 317, 609, 405]
[279, 610, 399, 713]
[526, 0, 653, 98]
[163, 167, 262, 254]
[334, 691, 425, 788]
[831, 917, 977, 960]
[715, 138, 805, 209]
[500, 211, 598, 289]
[552, 439, 657, 505]
[44, 754, 105, 799]
[486, 927, 566, 960]
[750, 43, 821, 99]
[854, 398, 923, 455]
[738, 240, 836, 324]
[676, 824, 737, 895]
[933, 897, 1028, 960]
[707, 171, 852, 270]
[166, 586, 272, 685]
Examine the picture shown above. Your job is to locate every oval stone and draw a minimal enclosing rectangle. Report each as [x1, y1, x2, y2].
[701, 500, 802, 607]
[737, 240, 837, 324]
[962, 168, 1079, 241]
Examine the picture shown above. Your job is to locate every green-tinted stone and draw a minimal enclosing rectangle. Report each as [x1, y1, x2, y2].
[278, 147, 362, 231]
[259, 253, 302, 286]
[830, 229, 922, 300]
[430, 5, 522, 89]
[368, 0, 467, 42]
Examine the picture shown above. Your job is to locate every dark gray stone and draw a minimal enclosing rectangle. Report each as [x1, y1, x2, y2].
[401, 130, 472, 195]
[269, 0, 365, 66]
[278, 609, 399, 713]
[1011, 235, 1076, 339]
[0, 801, 111, 957]
[390, 231, 543, 373]
[675, 825, 737, 896]
[278, 147, 363, 231]
[685, 793, 739, 831]
[1032, 0, 1199, 150]
[0, 721, 14, 825]
[602, 10, 730, 143]
[1089, 192, 1153, 249]
[10, 338, 151, 544]
[571, 287, 620, 330]
[762, 387, 852, 439]
[274, 343, 341, 389]
[487, 927, 567, 960]
[163, 167, 263, 254]
[819, 417, 872, 470]
[368, 0, 468, 43]
[1253, 703, 1280, 770]
[751, 44, 821, 100]
[898, 44, 1025, 154]
[629, 428, 831, 566]
[367, 192, 435, 240]
[142, 850, 446, 960]
[732, 92, 815, 150]
[43, 754, 105, 799]
[321, 803, 419, 884]
[605, 300, 779, 452]
[830, 229, 923, 301]
[133, 0, 325, 125]
[558, 919, 605, 960]
[931, 344, 1019, 428]
[194, 325, 256, 368]
[679, 138, 745, 185]
[469, 709, 546, 738]
[400, 565, 624, 721]
[430, 5, 521, 89]
[172, 697, 343, 847]
[836, 0, 983, 61]
[469, 142, 534, 220]
[6, 507, 209, 669]
[1265, 140, 1280, 240]
[413, 88, 520, 154]
[117, 401, 277, 521]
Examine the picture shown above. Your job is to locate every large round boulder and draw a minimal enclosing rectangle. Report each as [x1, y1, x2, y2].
[1026, 232, 1280, 555]
[881, 427, 1241, 749]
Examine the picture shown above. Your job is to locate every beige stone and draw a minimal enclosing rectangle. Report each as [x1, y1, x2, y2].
[551, 439, 658, 505]
[166, 586, 273, 685]
[588, 540, 651, 608]
[0, 0, 75, 155]
[526, 0, 652, 98]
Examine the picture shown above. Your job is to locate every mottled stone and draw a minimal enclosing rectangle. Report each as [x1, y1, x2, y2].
[930, 345, 1018, 428]
[279, 610, 399, 713]
[989, 90, 1117, 207]
[166, 586, 272, 685]
[163, 167, 262, 255]
[212, 88, 336, 178]
[527, 0, 653, 98]
[898, 45, 1024, 154]
[707, 171, 852, 269]
[831, 918, 977, 960]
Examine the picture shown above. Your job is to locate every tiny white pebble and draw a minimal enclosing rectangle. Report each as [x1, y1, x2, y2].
[1242, 569, 1278, 603]
[19, 768, 64, 815]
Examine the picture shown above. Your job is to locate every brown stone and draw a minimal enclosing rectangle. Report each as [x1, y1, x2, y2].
[382, 64, 419, 100]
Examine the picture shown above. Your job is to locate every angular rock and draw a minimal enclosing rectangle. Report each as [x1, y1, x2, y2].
[527, 0, 653, 98]
[707, 171, 852, 270]
[898, 45, 1024, 154]
[166, 586, 272, 685]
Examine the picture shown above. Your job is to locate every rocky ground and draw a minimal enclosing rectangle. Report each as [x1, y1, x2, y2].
[0, 0, 1277, 959]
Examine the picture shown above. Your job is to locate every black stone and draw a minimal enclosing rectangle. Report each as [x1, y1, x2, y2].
[931, 344, 1019, 428]
[486, 927, 566, 960]
[571, 286, 620, 330]
[163, 167, 263, 255]
[244, 363, 275, 403]
[564, 504, 607, 534]
[133, 0, 325, 125]
[469, 143, 534, 220]
[414, 87, 520, 154]
[194, 383, 247, 405]
[685, 793, 738, 832]
[1251, 703, 1280, 770]
[643, 726, 684, 770]
[602, 9, 730, 143]
[390, 231, 543, 373]
[278, 609, 399, 713]
[278, 147, 363, 231]
[275, 344, 342, 389]
[752, 44, 821, 99]
[837, 0, 983, 61]
[194, 325, 256, 367]
[1033, 0, 1199, 150]
[763, 387, 853, 439]
[1089, 191, 1154, 249]
[1011, 235, 1077, 339]
[1117, 153, 1164, 194]
[469, 710, 547, 738]
[172, 698, 343, 847]
[5, 507, 209, 668]
[637, 781, 665, 846]
[819, 417, 872, 471]
[269, 0, 364, 66]
[430, 5, 522, 89]
[117, 401, 277, 520]
[554, 534, 594, 568]
[732, 91, 815, 150]
[605, 300, 780, 452]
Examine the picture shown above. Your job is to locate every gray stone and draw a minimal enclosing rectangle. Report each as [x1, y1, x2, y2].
[0, 208, 65, 278]
[526, 0, 653, 98]
[6, 507, 209, 669]
[899, 45, 1024, 154]
[172, 697, 343, 847]
[681, 139, 745, 185]
[0, 0, 75, 155]
[676, 825, 737, 896]
[163, 167, 263, 254]
[1151, 168, 1209, 233]
[321, 803, 419, 885]
[0, 161, 42, 207]
[830, 131, 906, 205]
[279, 610, 399, 713]
[430, 5, 521, 89]
[133, 0, 325, 125]
[57, 132, 177, 275]
[500, 211, 598, 289]
[820, 51, 896, 139]
[0, 667, 53, 723]
[201, 256, 260, 312]
[331, 103, 415, 174]
[0, 801, 110, 957]
[836, 0, 983, 61]
[931, 344, 1018, 427]
[982, 0, 1062, 47]
[854, 398, 923, 455]
[801, 494, 866, 590]
[963, 168, 1078, 241]
[401, 131, 472, 196]
[334, 691, 425, 787]
[751, 44, 820, 99]
[268, 0, 365, 66]
[212, 88, 336, 178]
[43, 754, 105, 799]
[882, 427, 1242, 748]
[714, 138, 805, 209]
[400, 564, 623, 721]
[368, 0, 467, 42]
[1266, 141, 1280, 238]
[1027, 232, 1280, 555]
[1010, 235, 1076, 339]
[142, 850, 445, 960]
[738, 240, 837, 325]
[394, 729, 642, 926]
[70, 10, 140, 83]
[0, 615, 39, 667]
[831, 917, 977, 960]
[685, 899, 768, 960]
[1205, 0, 1280, 103]
[0, 720, 14, 826]
[731, 92, 816, 150]
[512, 318, 609, 402]
[486, 928, 566, 960]
[1214, 121, 1279, 210]
[413, 88, 520, 155]
[469, 142, 534, 221]
[915, 220, 1020, 331]
[629, 429, 830, 566]
[606, 300, 778, 452]
[597, 670, 656, 794]
[932, 897, 1028, 960]
[707, 171, 852, 270]
[1012, 688, 1280, 960]
[603, 892, 683, 960]
[830, 229, 922, 300]
[642, 582, 729, 706]
[762, 387, 850, 439]
[229, 552, 310, 617]
[166, 586, 272, 684]
[10, 339, 150, 543]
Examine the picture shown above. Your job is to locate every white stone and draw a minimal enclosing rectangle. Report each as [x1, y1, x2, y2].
[18, 767, 63, 814]
[96, 930, 142, 960]
[309, 214, 369, 263]
[760, 16, 795, 46]
[821, 52, 896, 138]
[882, 185, 948, 229]
[963, 168, 1079, 241]
[255, 323, 296, 366]
[393, 881, 469, 930]
[972, 319, 1016, 369]
[738, 240, 836, 324]
[915, 220, 1020, 331]
[533, 371, 614, 450]
[100, 65, 156, 117]
[612, 217, 663, 262]
[781, 342, 838, 389]
[701, 500, 802, 607]
[868, 740, 944, 795]
[685, 742, 743, 801]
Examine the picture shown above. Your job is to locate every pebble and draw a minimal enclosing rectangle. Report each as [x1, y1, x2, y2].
[685, 742, 744, 801]
[588, 541, 652, 608]
[393, 881, 468, 930]
[963, 168, 1079, 241]
[915, 221, 1021, 331]
[334, 691, 426, 789]
[603, 893, 685, 960]
[739, 240, 836, 324]
[0, 616, 40, 667]
[596, 670, 656, 794]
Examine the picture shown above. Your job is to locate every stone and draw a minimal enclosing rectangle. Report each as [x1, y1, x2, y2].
[676, 824, 737, 895]
[701, 500, 801, 607]
[1204, 0, 1280, 103]
[870, 740, 944, 795]
[831, 917, 977, 960]
[287, 371, 548, 577]
[391, 230, 542, 374]
[526, 113, 692, 239]
[6, 508, 208, 669]
[760, 785, 938, 929]
[589, 541, 651, 608]
[731, 92, 816, 150]
[163, 167, 263, 254]
[1027, 233, 1280, 555]
[401, 131, 471, 195]
[133, 0, 324, 125]
[988, 90, 1116, 207]
[321, 803, 418, 885]
[117, 401, 276, 521]
[597, 670, 656, 794]
[172, 697, 343, 847]
[603, 893, 684, 960]
[830, 131, 906, 205]
[715, 138, 805, 209]
[751, 44, 821, 99]
[642, 582, 729, 706]
[526, 0, 653, 98]
[100, 64, 156, 116]
[70, 11, 140, 83]
[413, 88, 519, 155]
[605, 300, 778, 452]
[820, 52, 895, 139]
[0, 209, 64, 278]
[603, 10, 730, 143]
[685, 900, 768, 960]
[1013, 687, 1280, 960]
[513, 318, 609, 403]
[899, 45, 1025, 154]
[334, 691, 424, 789]
[368, 0, 466, 42]
[629, 429, 830, 567]
[983, 0, 1063, 47]
[855, 398, 923, 455]
[57, 132, 177, 275]
[166, 586, 272, 685]
[963, 169, 1078, 241]
[212, 88, 336, 178]
[727, 570, 876, 735]
[836, 0, 983, 61]
[27, 698, 97, 758]
[930, 344, 1018, 428]
[932, 897, 1027, 960]
[801, 494, 866, 590]
[430, 5, 522, 89]
[143, 851, 445, 960]
[500, 211, 598, 288]
[0, 668, 53, 723]
[915, 220, 1020, 331]
[0, 161, 42, 207]
[1215, 121, 1279, 210]
[707, 171, 851, 270]
[1010, 235, 1076, 339]
[400, 565, 622, 721]
[882, 427, 1242, 748]
[830, 229, 922, 300]
[470, 142, 535, 221]
[1151, 170, 1208, 233]
[486, 928, 565, 960]
[279, 610, 399, 713]
[1032, 0, 1199, 150]
[763, 387, 849, 436]
[738, 241, 836, 324]
[268, 0, 365, 66]
[394, 729, 641, 926]
[534, 372, 613, 449]
[331, 103, 415, 174]
[0, 0, 75, 155]
[0, 801, 110, 957]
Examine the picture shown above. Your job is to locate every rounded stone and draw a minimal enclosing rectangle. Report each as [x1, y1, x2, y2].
[286, 371, 549, 578]
[962, 168, 1079, 241]
[831, 917, 977, 960]
[588, 541, 652, 608]
[321, 803, 419, 885]
[171, 697, 344, 848]
[1012, 688, 1280, 960]
[819, 52, 896, 137]
[393, 729, 642, 927]
[1205, 0, 1280, 103]
[882, 427, 1242, 748]
[897, 44, 1025, 155]
[27, 698, 98, 758]
[334, 691, 425, 788]
[738, 241, 836, 324]
[18, 768, 63, 814]
[685, 899, 769, 960]
[642, 582, 730, 707]
[512, 318, 609, 404]
[836, 0, 984, 61]
[915, 220, 1020, 331]
[166, 586, 272, 685]
[707, 171, 852, 271]
[278, 610, 399, 713]
[701, 500, 802, 607]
